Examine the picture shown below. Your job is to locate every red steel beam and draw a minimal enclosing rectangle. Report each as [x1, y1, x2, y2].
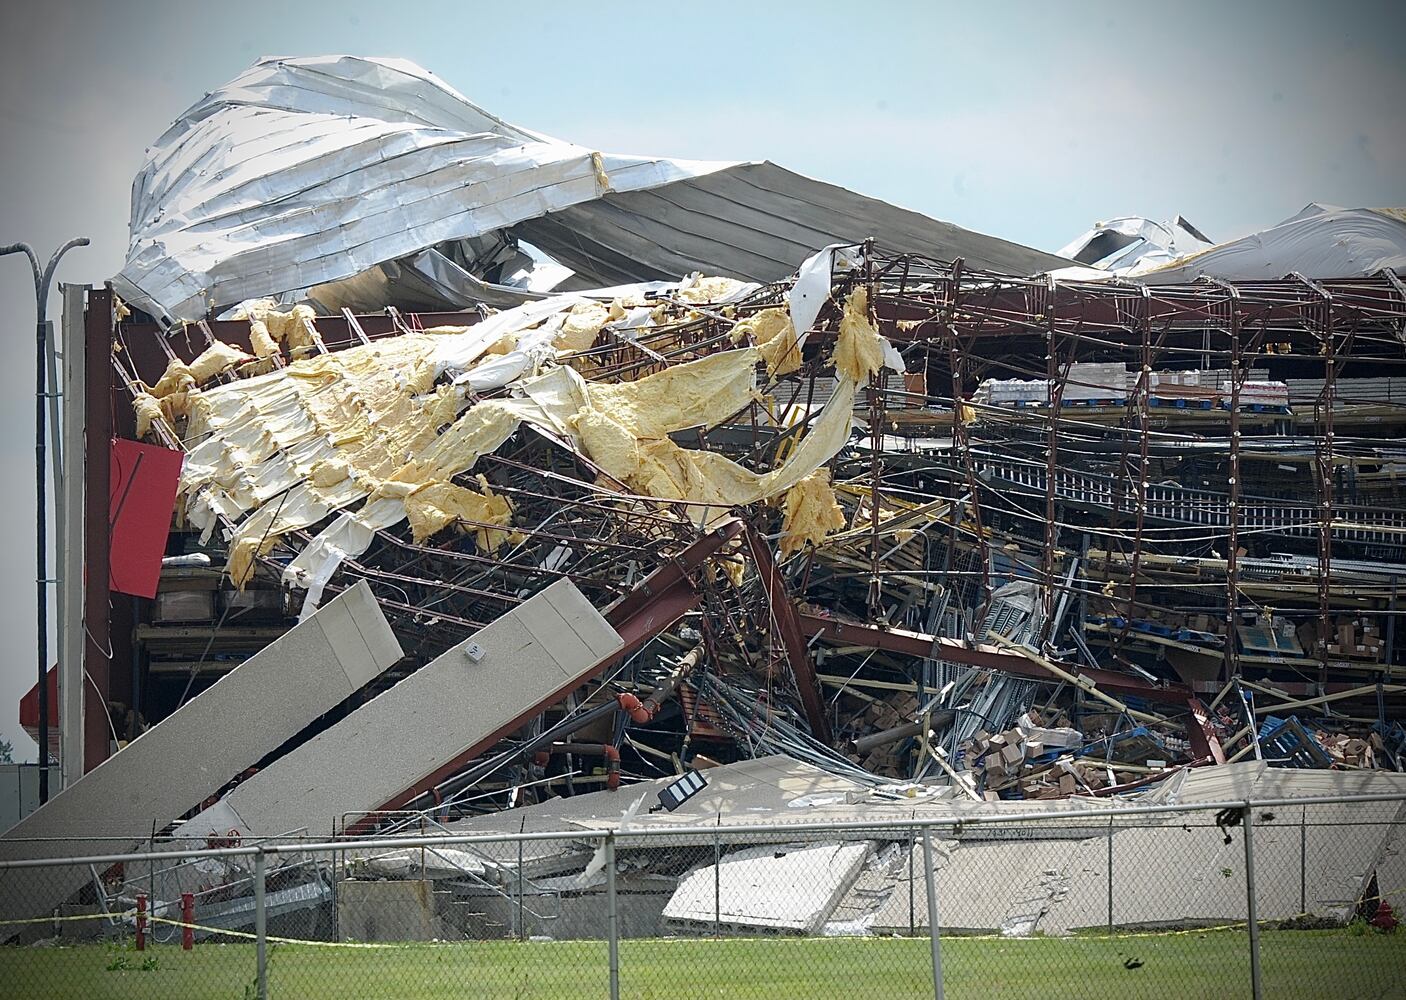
[83, 290, 114, 771]
[797, 611, 1192, 703]
[744, 526, 832, 744]
[1186, 697, 1227, 765]
[364, 519, 741, 821]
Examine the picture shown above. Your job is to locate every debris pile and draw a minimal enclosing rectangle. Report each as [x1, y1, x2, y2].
[16, 58, 1406, 942]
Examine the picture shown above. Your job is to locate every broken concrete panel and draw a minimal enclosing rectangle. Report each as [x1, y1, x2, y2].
[873, 805, 1403, 936]
[174, 579, 622, 840]
[337, 880, 444, 942]
[0, 581, 401, 926]
[663, 841, 871, 935]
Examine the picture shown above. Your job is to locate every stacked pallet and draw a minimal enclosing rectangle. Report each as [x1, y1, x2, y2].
[1299, 615, 1385, 661]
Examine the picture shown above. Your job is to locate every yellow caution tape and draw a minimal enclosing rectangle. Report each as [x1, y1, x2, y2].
[3, 884, 1398, 948]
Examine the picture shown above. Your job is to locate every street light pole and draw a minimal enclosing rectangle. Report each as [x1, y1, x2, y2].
[2, 238, 89, 802]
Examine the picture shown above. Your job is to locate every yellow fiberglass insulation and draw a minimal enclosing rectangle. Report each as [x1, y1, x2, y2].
[308, 457, 351, 488]
[285, 336, 450, 491]
[159, 387, 196, 427]
[189, 340, 256, 383]
[379, 399, 523, 496]
[204, 305, 864, 590]
[236, 300, 323, 354]
[567, 347, 857, 516]
[555, 301, 612, 354]
[227, 534, 277, 590]
[148, 360, 195, 399]
[779, 469, 846, 557]
[833, 286, 885, 384]
[732, 307, 800, 377]
[138, 339, 252, 431]
[678, 276, 748, 303]
[133, 392, 164, 438]
[248, 319, 280, 359]
[218, 336, 469, 587]
[586, 348, 760, 437]
[403, 477, 514, 550]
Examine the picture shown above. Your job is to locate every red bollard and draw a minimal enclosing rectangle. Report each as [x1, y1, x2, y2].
[135, 894, 146, 951]
[180, 892, 195, 950]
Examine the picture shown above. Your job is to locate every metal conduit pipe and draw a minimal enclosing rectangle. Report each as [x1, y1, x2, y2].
[850, 711, 955, 756]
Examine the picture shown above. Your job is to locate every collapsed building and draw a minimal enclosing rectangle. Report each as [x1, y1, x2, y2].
[9, 55, 1406, 940]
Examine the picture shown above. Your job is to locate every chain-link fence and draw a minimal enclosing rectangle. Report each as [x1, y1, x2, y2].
[2, 792, 1403, 999]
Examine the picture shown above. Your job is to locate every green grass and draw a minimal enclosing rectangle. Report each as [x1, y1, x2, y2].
[3, 930, 1402, 999]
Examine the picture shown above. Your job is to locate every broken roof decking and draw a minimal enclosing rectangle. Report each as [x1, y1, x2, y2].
[112, 55, 1066, 325]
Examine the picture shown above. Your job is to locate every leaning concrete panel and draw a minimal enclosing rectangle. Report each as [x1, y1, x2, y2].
[175, 578, 623, 840]
[0, 581, 401, 925]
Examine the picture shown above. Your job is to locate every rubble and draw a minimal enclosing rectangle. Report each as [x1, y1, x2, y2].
[13, 53, 1406, 955]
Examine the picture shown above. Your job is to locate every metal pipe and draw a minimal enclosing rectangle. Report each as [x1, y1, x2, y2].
[180, 892, 194, 950]
[713, 827, 722, 938]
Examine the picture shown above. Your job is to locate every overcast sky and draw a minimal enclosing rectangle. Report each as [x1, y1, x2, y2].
[0, 0, 1402, 761]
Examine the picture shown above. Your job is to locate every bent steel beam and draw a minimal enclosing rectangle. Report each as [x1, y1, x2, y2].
[797, 611, 1191, 703]
[363, 519, 742, 822]
[744, 526, 832, 744]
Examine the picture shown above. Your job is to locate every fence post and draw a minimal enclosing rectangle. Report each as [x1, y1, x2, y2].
[1106, 815, 1114, 932]
[921, 826, 944, 1000]
[606, 833, 620, 1000]
[254, 847, 268, 1000]
[135, 893, 146, 951]
[517, 832, 526, 942]
[713, 830, 721, 938]
[1242, 802, 1263, 1000]
[181, 892, 194, 951]
[1299, 805, 1307, 917]
[908, 829, 916, 935]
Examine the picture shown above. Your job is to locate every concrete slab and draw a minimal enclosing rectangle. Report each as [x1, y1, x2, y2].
[174, 579, 622, 840]
[337, 879, 442, 942]
[873, 806, 1404, 936]
[0, 581, 401, 926]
